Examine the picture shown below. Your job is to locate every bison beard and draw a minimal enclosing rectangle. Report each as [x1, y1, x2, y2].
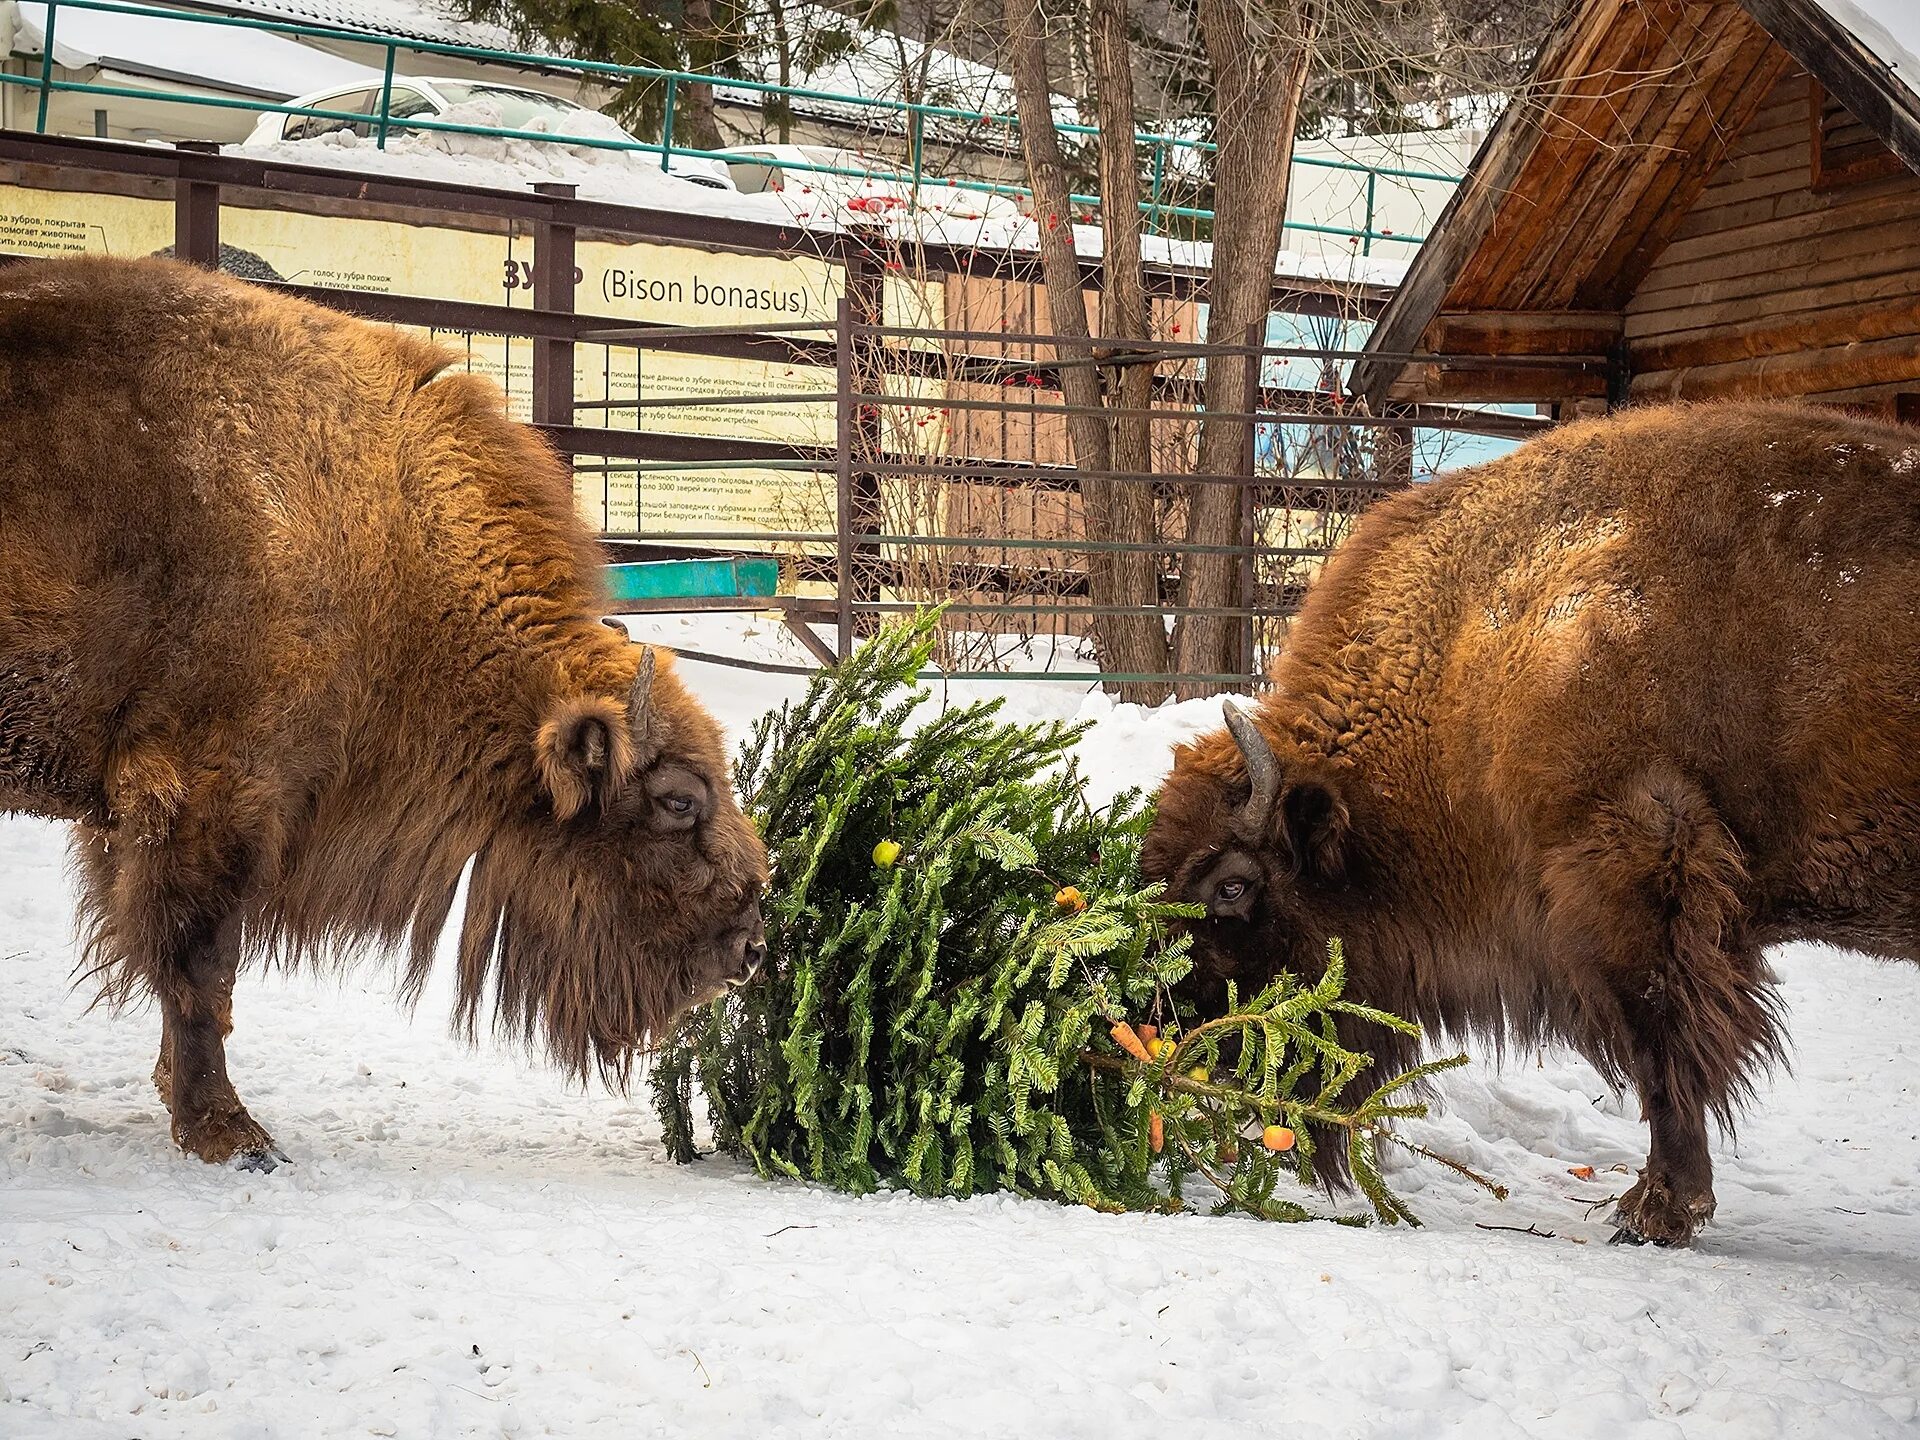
[0, 256, 768, 1168]
[1145, 400, 1920, 1247]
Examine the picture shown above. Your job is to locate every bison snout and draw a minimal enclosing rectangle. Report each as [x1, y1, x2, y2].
[734, 938, 768, 988]
[713, 907, 767, 991]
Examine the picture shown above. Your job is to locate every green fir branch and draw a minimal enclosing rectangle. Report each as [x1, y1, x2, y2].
[650, 612, 1501, 1227]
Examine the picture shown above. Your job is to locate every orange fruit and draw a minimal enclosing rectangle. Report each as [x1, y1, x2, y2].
[1261, 1125, 1297, 1153]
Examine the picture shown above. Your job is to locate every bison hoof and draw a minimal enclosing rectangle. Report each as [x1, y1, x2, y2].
[1609, 1174, 1715, 1248]
[174, 1108, 286, 1172]
[232, 1144, 289, 1174]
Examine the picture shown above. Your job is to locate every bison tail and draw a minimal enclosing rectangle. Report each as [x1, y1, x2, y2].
[1544, 763, 1788, 1133]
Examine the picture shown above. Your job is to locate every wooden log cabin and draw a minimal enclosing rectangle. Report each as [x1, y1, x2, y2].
[1351, 0, 1920, 419]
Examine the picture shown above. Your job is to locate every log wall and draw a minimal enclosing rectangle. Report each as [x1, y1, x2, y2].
[1628, 66, 1920, 411]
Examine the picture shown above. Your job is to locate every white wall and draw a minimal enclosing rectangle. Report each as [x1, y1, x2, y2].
[1285, 129, 1483, 263]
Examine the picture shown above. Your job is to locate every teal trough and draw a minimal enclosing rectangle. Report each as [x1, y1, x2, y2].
[604, 558, 780, 604]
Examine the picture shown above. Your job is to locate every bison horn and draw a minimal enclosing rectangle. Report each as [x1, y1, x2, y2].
[1224, 700, 1280, 835]
[628, 645, 656, 744]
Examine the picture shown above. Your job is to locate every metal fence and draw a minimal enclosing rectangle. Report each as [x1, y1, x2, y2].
[574, 307, 1560, 687]
[0, 129, 1588, 689]
[12, 0, 1459, 251]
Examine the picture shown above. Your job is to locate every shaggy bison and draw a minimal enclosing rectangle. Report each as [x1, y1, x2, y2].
[1145, 401, 1920, 1246]
[0, 256, 767, 1168]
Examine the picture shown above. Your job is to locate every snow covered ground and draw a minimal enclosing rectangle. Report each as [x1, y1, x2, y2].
[5, 616, 1920, 1438]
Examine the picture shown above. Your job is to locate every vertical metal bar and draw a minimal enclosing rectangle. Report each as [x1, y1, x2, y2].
[1149, 141, 1165, 235]
[1362, 170, 1377, 256]
[660, 76, 677, 172]
[909, 107, 924, 197]
[36, 1, 58, 134]
[1236, 337, 1260, 680]
[172, 143, 221, 268]
[834, 293, 855, 662]
[532, 182, 578, 473]
[375, 44, 396, 149]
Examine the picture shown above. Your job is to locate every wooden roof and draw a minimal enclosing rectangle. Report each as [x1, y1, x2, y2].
[1354, 0, 1920, 406]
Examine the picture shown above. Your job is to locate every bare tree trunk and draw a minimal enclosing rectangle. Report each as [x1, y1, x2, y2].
[769, 0, 793, 142]
[1087, 0, 1173, 702]
[682, 0, 725, 151]
[1173, 0, 1319, 697]
[1003, 0, 1173, 702]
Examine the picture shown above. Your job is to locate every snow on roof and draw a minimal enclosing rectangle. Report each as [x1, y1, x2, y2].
[1815, 0, 1920, 96]
[173, 0, 514, 51]
[227, 121, 1409, 290]
[12, 0, 383, 97]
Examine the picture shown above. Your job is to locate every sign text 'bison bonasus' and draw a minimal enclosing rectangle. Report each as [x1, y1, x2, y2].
[0, 256, 768, 1170]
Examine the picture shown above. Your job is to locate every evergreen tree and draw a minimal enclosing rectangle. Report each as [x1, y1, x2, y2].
[653, 613, 1501, 1223]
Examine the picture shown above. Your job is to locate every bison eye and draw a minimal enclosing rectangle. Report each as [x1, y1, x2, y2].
[1217, 878, 1247, 902]
[662, 794, 696, 816]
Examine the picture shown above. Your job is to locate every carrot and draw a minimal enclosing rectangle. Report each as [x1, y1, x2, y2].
[1568, 1164, 1596, 1181]
[1149, 1111, 1165, 1154]
[1136, 1024, 1159, 1045]
[1110, 1021, 1152, 1063]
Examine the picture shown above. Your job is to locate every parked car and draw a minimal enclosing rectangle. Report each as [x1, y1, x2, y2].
[716, 143, 1021, 220]
[245, 78, 737, 190]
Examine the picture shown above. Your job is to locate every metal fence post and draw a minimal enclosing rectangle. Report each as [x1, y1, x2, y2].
[375, 44, 397, 149]
[173, 142, 220, 268]
[532, 182, 577, 471]
[835, 293, 856, 661]
[1149, 141, 1165, 235]
[1236, 336, 1262, 679]
[660, 77, 677, 172]
[1363, 170, 1378, 256]
[35, 0, 58, 134]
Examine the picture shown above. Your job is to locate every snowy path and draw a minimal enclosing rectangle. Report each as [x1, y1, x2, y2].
[5, 631, 1920, 1438]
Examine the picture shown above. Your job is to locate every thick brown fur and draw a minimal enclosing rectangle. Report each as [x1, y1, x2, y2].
[1144, 400, 1920, 1245]
[0, 256, 768, 1166]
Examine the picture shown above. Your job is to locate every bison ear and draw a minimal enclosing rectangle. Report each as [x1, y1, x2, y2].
[534, 694, 637, 822]
[1281, 779, 1348, 883]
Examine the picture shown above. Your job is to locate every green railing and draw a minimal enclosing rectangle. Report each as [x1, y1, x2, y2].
[12, 0, 1460, 250]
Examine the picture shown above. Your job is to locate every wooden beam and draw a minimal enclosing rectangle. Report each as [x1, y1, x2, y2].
[1631, 296, 1920, 373]
[1397, 361, 1612, 403]
[1428, 310, 1623, 356]
[1631, 332, 1920, 400]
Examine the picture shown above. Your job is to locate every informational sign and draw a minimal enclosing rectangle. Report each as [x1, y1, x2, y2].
[0, 186, 169, 257]
[0, 180, 946, 552]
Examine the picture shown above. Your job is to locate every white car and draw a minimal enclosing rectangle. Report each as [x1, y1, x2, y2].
[717, 143, 1021, 221]
[246, 77, 737, 190]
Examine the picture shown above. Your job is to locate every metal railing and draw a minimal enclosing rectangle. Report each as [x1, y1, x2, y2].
[13, 0, 1461, 250]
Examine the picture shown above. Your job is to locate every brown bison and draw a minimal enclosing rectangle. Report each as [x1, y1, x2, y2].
[1145, 401, 1920, 1246]
[0, 256, 768, 1169]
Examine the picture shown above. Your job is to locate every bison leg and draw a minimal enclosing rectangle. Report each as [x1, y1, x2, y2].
[152, 909, 285, 1171]
[1544, 768, 1783, 1247]
[74, 808, 285, 1170]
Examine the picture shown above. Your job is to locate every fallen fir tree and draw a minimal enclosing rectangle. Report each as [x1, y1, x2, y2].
[651, 614, 1504, 1224]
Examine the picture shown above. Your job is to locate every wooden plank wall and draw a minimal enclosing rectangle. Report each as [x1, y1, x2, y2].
[1628, 66, 1920, 411]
